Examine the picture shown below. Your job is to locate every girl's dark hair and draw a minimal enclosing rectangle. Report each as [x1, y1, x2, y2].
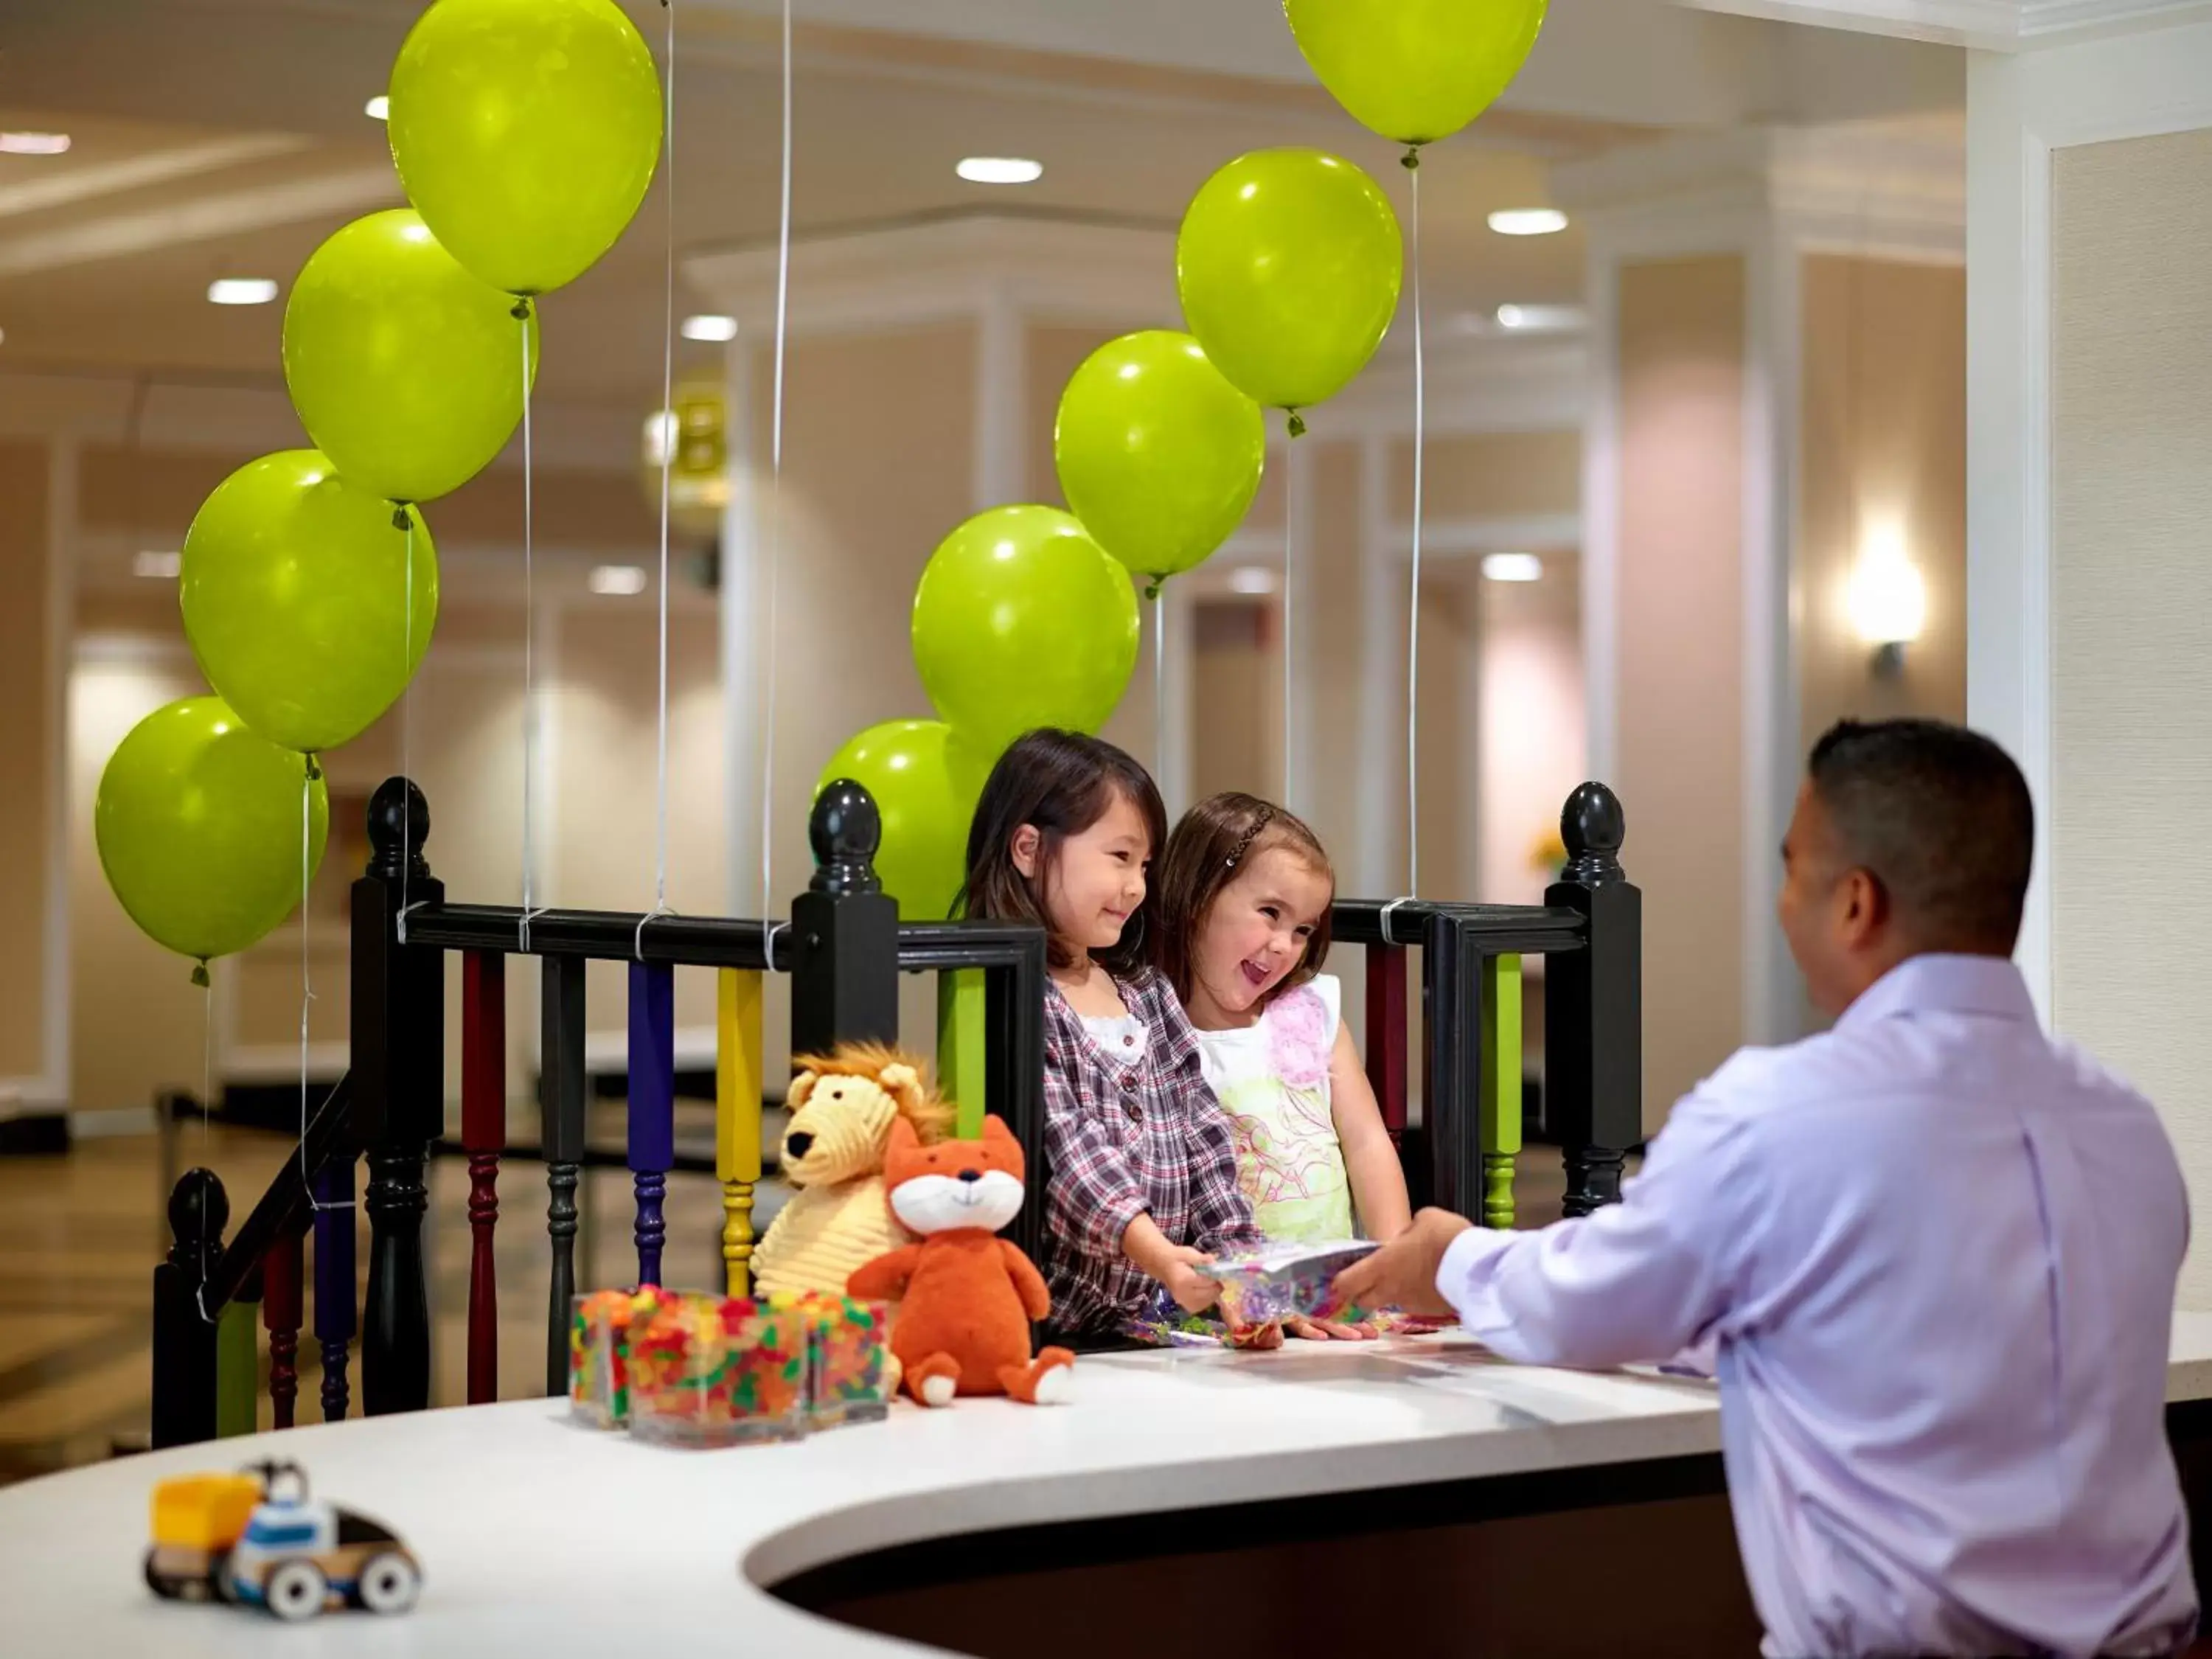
[1154, 792, 1334, 1006]
[956, 728, 1168, 974]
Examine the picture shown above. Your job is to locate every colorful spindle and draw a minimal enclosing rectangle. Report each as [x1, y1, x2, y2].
[627, 961, 675, 1288]
[1366, 946, 1408, 1144]
[1479, 955, 1524, 1229]
[937, 968, 987, 1141]
[461, 949, 505, 1405]
[541, 955, 587, 1396]
[716, 968, 764, 1296]
[262, 1224, 304, 1430]
[312, 1159, 355, 1422]
[216, 1277, 259, 1439]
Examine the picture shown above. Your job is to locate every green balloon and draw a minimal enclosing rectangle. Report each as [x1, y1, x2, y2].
[181, 451, 438, 755]
[1177, 148, 1403, 416]
[1286, 0, 1547, 148]
[389, 0, 663, 297]
[1055, 331, 1265, 592]
[96, 696, 329, 967]
[285, 209, 538, 505]
[911, 507, 1140, 758]
[817, 720, 991, 921]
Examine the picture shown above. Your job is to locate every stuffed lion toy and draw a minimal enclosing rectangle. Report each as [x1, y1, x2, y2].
[753, 1043, 956, 1300]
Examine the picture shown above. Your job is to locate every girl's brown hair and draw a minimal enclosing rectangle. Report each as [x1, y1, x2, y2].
[1154, 792, 1334, 1006]
[956, 728, 1168, 974]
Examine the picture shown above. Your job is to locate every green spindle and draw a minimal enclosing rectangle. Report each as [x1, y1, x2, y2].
[215, 1295, 259, 1438]
[937, 968, 988, 1139]
[1479, 955, 1523, 1229]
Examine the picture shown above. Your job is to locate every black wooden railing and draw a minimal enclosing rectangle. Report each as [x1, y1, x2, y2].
[149, 775, 1638, 1447]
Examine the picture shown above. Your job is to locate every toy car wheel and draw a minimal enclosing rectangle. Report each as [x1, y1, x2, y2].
[262, 1559, 327, 1621]
[354, 1551, 420, 1616]
[142, 1551, 179, 1600]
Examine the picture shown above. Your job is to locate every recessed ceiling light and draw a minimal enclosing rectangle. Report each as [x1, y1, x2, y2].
[207, 278, 279, 306]
[0, 132, 71, 156]
[134, 550, 183, 580]
[1495, 303, 1586, 334]
[956, 156, 1043, 185]
[1227, 566, 1279, 595]
[365, 95, 390, 122]
[1481, 552, 1544, 583]
[1487, 208, 1568, 237]
[588, 564, 648, 597]
[680, 313, 738, 342]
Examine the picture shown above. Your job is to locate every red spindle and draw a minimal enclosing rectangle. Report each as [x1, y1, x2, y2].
[262, 1223, 304, 1430]
[462, 949, 506, 1405]
[1366, 945, 1408, 1144]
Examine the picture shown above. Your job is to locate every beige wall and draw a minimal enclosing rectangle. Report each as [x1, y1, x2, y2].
[0, 443, 55, 1095]
[2050, 129, 2212, 1307]
[1388, 431, 1582, 524]
[1615, 255, 1747, 1128]
[1797, 255, 1967, 753]
[1481, 554, 1585, 908]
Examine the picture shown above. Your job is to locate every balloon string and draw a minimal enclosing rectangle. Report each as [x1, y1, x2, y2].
[759, 0, 791, 930]
[1282, 420, 1297, 811]
[401, 511, 414, 924]
[300, 768, 349, 1212]
[519, 310, 545, 954]
[200, 970, 211, 1311]
[1405, 149, 1425, 900]
[649, 0, 675, 926]
[1153, 589, 1166, 811]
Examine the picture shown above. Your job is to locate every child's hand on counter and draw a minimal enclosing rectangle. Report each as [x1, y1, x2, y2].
[1284, 1313, 1377, 1341]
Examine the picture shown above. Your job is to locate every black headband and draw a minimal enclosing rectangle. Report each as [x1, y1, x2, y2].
[1224, 804, 1276, 870]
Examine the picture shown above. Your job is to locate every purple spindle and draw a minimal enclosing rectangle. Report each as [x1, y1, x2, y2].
[313, 1159, 356, 1422]
[627, 961, 675, 1287]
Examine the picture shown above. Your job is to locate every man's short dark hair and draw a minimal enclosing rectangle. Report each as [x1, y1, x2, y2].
[1806, 719, 2035, 953]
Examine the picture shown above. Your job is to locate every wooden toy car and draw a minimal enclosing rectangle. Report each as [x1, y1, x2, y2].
[147, 1461, 420, 1621]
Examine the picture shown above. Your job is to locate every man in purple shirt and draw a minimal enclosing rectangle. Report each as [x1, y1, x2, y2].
[1340, 719, 2198, 1658]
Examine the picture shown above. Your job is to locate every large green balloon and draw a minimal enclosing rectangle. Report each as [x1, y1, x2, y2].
[1177, 149, 1402, 417]
[1286, 0, 1548, 148]
[181, 451, 438, 755]
[96, 696, 329, 967]
[285, 209, 539, 505]
[1054, 331, 1265, 594]
[388, 0, 662, 296]
[817, 720, 990, 921]
[911, 507, 1141, 758]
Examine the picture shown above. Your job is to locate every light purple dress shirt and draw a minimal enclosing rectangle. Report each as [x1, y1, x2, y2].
[1439, 954, 2197, 1658]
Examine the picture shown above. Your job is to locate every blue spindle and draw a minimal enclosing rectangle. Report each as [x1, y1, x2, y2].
[627, 961, 675, 1287]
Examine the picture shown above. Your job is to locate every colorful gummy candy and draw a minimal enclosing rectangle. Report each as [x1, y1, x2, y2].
[769, 1293, 892, 1427]
[1203, 1239, 1383, 1327]
[568, 1287, 673, 1427]
[627, 1294, 810, 1447]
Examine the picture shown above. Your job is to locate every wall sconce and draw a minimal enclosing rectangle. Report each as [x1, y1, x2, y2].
[1848, 523, 1926, 679]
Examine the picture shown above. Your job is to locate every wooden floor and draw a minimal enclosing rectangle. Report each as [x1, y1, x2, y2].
[0, 1120, 1573, 1486]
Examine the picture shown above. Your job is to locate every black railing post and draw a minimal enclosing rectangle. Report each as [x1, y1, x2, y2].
[541, 953, 587, 1396]
[355, 778, 442, 1416]
[790, 780, 898, 1058]
[1545, 782, 1641, 1214]
[150, 1168, 226, 1449]
[1422, 914, 1481, 1221]
[984, 931, 1048, 1265]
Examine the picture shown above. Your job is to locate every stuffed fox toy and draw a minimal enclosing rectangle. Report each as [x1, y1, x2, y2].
[753, 1044, 956, 1301]
[848, 1115, 1075, 1408]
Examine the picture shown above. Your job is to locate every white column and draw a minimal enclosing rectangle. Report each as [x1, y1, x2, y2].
[972, 286, 1026, 513]
[1356, 434, 1399, 897]
[41, 437, 76, 1106]
[720, 338, 762, 917]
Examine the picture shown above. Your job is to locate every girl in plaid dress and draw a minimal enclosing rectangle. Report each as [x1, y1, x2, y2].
[959, 729, 1267, 1346]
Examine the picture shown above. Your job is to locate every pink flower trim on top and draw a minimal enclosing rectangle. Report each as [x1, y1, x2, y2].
[1267, 984, 1330, 1090]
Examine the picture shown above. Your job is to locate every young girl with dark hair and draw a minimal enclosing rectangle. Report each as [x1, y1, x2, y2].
[958, 728, 1267, 1344]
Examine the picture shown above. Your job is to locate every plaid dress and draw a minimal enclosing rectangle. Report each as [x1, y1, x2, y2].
[1041, 967, 1263, 1334]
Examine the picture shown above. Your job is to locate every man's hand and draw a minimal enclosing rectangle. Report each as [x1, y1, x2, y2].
[1332, 1208, 1474, 1319]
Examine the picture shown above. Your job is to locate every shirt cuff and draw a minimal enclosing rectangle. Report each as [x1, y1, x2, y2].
[1436, 1223, 1516, 1323]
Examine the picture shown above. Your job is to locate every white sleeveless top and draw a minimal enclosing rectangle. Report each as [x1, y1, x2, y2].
[1192, 975, 1355, 1244]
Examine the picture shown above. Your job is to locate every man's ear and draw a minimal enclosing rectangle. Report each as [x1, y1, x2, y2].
[1011, 824, 1043, 880]
[1839, 867, 1886, 949]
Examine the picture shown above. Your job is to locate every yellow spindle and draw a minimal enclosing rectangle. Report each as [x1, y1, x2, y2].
[717, 968, 765, 1296]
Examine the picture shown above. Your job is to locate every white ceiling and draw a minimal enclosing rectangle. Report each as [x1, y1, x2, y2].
[0, 0, 1964, 412]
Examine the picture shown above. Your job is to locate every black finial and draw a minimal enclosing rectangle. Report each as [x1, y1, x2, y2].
[1560, 782, 1627, 887]
[166, 1167, 229, 1273]
[366, 776, 431, 881]
[809, 779, 882, 896]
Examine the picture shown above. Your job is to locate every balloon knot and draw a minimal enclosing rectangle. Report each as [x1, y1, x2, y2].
[1286, 411, 1307, 439]
[391, 504, 413, 533]
[305, 754, 323, 782]
[1401, 147, 1422, 172]
[191, 960, 211, 990]
[1144, 577, 1165, 602]
[511, 297, 533, 321]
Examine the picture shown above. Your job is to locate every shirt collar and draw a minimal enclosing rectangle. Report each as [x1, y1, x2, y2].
[1834, 952, 2039, 1033]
